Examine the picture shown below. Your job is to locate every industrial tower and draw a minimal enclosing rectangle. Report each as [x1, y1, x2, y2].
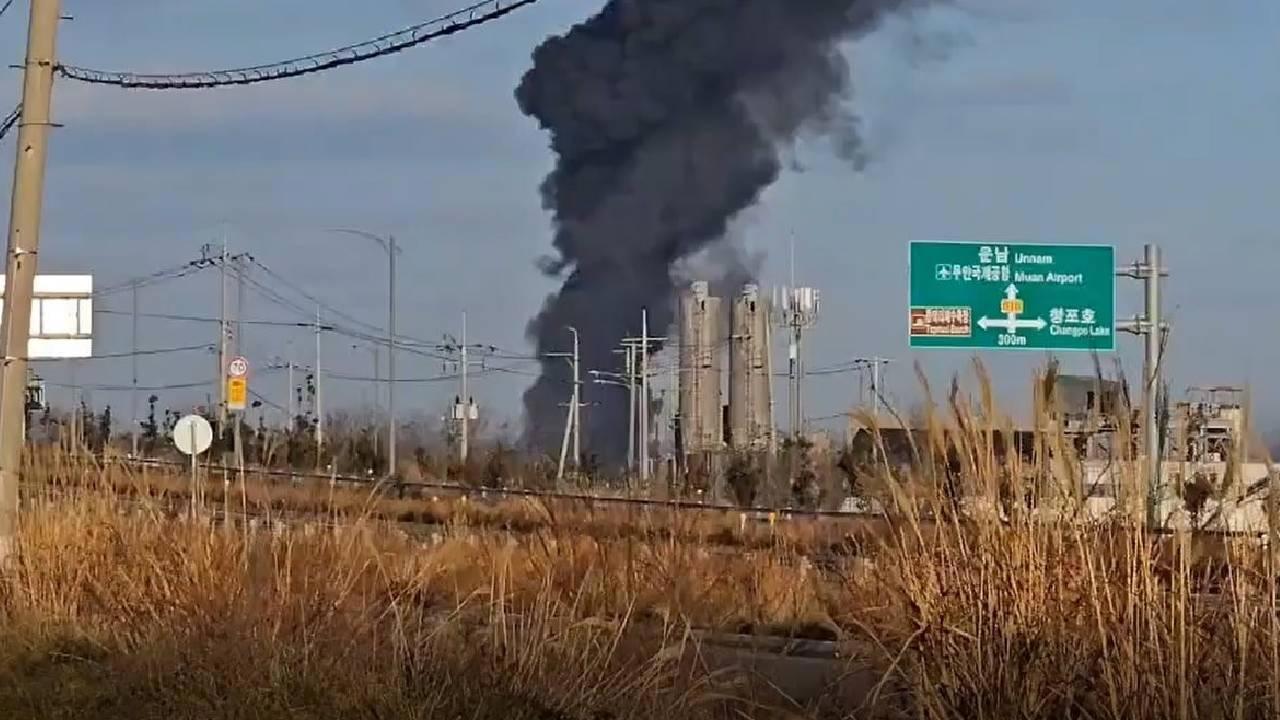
[773, 285, 820, 439]
[728, 284, 773, 452]
[676, 281, 724, 457]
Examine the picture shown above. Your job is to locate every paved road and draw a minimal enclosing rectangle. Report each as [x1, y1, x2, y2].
[692, 632, 879, 710]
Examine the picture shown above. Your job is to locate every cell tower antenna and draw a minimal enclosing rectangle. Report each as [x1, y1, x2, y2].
[772, 236, 820, 441]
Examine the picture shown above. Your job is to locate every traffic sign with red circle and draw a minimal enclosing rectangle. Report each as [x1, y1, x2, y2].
[227, 356, 249, 378]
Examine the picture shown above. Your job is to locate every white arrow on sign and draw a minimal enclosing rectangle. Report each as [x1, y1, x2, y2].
[978, 283, 1047, 334]
[978, 315, 1047, 332]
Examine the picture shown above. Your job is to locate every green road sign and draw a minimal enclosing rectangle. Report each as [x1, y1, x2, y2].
[909, 242, 1116, 351]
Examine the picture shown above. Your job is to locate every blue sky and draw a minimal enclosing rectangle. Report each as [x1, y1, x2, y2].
[1, 0, 1277, 441]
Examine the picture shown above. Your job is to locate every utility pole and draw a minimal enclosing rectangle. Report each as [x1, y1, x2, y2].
[556, 393, 573, 483]
[442, 315, 482, 466]
[570, 325, 580, 466]
[851, 357, 893, 463]
[0, 0, 62, 562]
[69, 360, 78, 453]
[286, 360, 295, 428]
[1118, 243, 1168, 529]
[619, 311, 667, 484]
[626, 344, 636, 472]
[235, 254, 245, 358]
[790, 236, 799, 438]
[852, 357, 893, 422]
[231, 254, 245, 470]
[314, 304, 323, 456]
[370, 345, 380, 461]
[387, 235, 397, 478]
[548, 328, 579, 483]
[130, 284, 139, 457]
[460, 312, 470, 464]
[640, 311, 649, 481]
[217, 238, 229, 438]
[267, 354, 310, 432]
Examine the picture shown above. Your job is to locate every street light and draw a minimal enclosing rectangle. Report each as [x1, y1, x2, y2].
[328, 228, 400, 478]
[351, 342, 380, 459]
[591, 368, 635, 471]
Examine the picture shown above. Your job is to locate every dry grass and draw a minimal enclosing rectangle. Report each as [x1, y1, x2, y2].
[1, 494, 744, 719]
[26, 445, 871, 556]
[5, 364, 1280, 718]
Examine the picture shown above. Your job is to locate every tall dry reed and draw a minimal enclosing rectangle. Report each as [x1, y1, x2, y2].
[6, 362, 1280, 718]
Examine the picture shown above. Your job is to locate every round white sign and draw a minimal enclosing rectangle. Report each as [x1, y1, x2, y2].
[227, 356, 249, 378]
[173, 414, 214, 456]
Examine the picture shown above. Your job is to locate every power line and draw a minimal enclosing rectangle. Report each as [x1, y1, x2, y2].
[56, 0, 540, 90]
[326, 363, 530, 384]
[249, 388, 283, 411]
[236, 268, 322, 321]
[91, 259, 214, 299]
[32, 343, 214, 362]
[121, 253, 522, 369]
[0, 104, 20, 142]
[46, 379, 211, 392]
[0, 0, 14, 21]
[244, 259, 388, 338]
[237, 261, 458, 361]
[94, 308, 335, 329]
[327, 371, 464, 384]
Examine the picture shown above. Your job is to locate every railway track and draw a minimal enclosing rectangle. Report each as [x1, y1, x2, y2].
[105, 454, 863, 521]
[46, 455, 1275, 540]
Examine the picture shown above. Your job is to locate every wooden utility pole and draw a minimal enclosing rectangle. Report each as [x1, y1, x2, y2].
[0, 0, 62, 562]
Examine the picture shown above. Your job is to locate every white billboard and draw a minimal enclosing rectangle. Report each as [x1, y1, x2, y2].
[0, 275, 93, 358]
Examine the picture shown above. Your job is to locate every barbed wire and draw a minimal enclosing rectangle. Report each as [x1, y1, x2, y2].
[56, 0, 539, 90]
[0, 104, 21, 142]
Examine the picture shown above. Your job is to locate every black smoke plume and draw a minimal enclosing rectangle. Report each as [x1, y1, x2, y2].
[516, 0, 928, 462]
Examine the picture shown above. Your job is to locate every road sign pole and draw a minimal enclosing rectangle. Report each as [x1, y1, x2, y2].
[1143, 244, 1162, 529]
[189, 421, 198, 518]
[173, 414, 213, 518]
[1116, 240, 1167, 527]
[1117, 243, 1168, 529]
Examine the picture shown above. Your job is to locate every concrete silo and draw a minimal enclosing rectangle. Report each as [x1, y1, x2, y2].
[677, 281, 724, 456]
[728, 284, 773, 452]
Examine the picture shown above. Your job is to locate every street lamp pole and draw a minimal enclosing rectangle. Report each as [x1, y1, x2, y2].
[330, 228, 399, 478]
